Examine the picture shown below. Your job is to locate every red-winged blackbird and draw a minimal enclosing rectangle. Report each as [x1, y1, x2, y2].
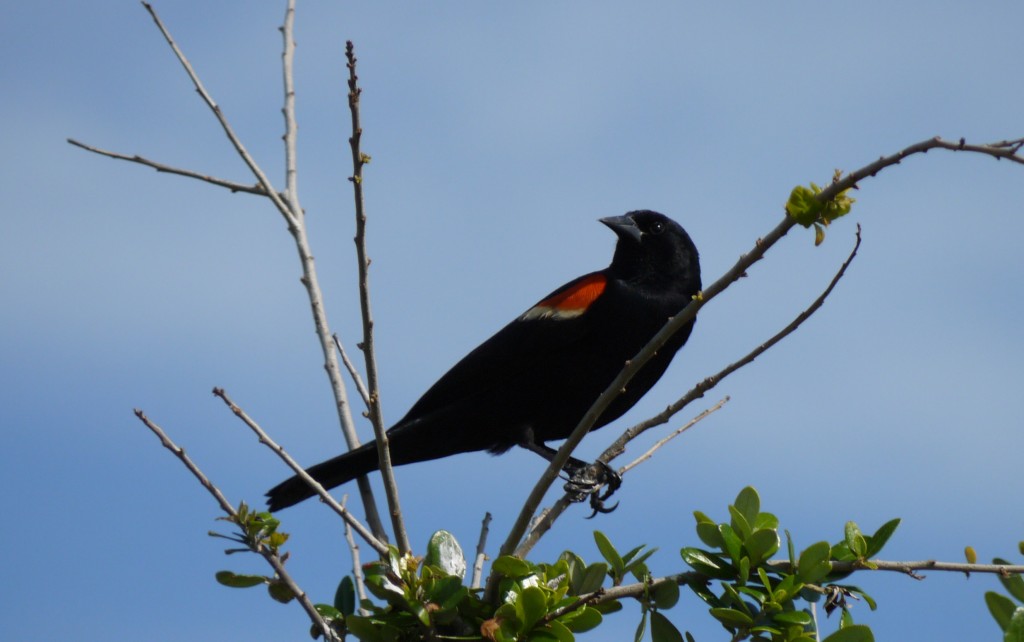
[266, 210, 701, 511]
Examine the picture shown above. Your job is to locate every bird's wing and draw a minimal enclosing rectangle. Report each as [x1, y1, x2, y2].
[397, 271, 610, 422]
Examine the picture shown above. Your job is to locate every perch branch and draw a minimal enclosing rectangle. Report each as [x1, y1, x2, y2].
[503, 134, 1024, 566]
[516, 226, 861, 557]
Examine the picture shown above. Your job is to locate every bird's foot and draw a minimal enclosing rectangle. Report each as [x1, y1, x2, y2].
[562, 460, 622, 517]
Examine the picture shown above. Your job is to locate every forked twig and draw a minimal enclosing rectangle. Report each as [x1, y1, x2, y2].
[499, 136, 1023, 567]
[72, 2, 390, 539]
[132, 408, 337, 641]
[66, 138, 267, 195]
[602, 224, 863, 465]
[212, 387, 389, 556]
[514, 224, 857, 557]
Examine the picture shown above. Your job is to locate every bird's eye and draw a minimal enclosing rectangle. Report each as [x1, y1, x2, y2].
[647, 221, 665, 235]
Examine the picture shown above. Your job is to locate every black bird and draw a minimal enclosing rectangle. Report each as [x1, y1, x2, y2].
[266, 210, 701, 511]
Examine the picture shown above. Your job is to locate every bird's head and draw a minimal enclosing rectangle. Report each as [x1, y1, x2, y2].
[600, 210, 701, 291]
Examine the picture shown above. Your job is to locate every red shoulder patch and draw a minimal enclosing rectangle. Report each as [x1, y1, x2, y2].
[521, 273, 607, 320]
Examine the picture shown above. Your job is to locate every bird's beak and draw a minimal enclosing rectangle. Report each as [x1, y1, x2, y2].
[600, 215, 642, 243]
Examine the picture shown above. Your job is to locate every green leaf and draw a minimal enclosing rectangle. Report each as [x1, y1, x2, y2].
[695, 511, 724, 548]
[797, 541, 832, 584]
[650, 611, 685, 642]
[545, 618, 576, 642]
[215, 570, 265, 588]
[653, 579, 681, 609]
[728, 505, 753, 541]
[1006, 606, 1024, 642]
[753, 512, 780, 531]
[267, 580, 296, 604]
[710, 607, 754, 627]
[594, 531, 624, 576]
[577, 562, 609, 595]
[634, 609, 648, 642]
[745, 528, 781, 567]
[564, 606, 602, 632]
[314, 604, 342, 620]
[988, 591, 1018, 630]
[845, 522, 867, 559]
[720, 524, 743, 565]
[334, 576, 356, 615]
[734, 487, 761, 526]
[519, 586, 547, 630]
[736, 585, 767, 606]
[994, 558, 1024, 603]
[680, 547, 736, 579]
[424, 530, 466, 579]
[814, 223, 826, 246]
[772, 610, 812, 626]
[622, 544, 647, 566]
[864, 518, 900, 558]
[786, 185, 822, 227]
[821, 624, 875, 642]
[492, 555, 533, 578]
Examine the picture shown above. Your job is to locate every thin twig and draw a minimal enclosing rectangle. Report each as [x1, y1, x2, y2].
[211, 387, 389, 556]
[340, 495, 370, 612]
[619, 396, 731, 475]
[333, 333, 371, 407]
[345, 40, 410, 554]
[115, 2, 386, 538]
[766, 558, 1024, 579]
[495, 214, 792, 569]
[132, 408, 337, 641]
[139, 1, 297, 228]
[603, 224, 863, 465]
[280, 0, 300, 209]
[66, 138, 267, 195]
[472, 512, 493, 590]
[575, 557, 1024, 608]
[540, 589, 605, 624]
[516, 226, 862, 558]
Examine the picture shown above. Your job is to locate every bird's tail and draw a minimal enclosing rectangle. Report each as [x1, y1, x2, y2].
[265, 441, 380, 511]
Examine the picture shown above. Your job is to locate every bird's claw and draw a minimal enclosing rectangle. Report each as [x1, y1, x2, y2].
[562, 461, 622, 517]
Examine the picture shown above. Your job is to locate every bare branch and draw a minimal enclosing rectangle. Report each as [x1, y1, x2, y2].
[345, 40, 410, 554]
[340, 495, 370, 611]
[211, 387, 389, 556]
[516, 226, 862, 558]
[132, 408, 337, 641]
[619, 396, 730, 476]
[472, 512, 493, 590]
[139, 1, 297, 227]
[280, 0, 300, 205]
[333, 333, 371, 407]
[500, 136, 1023, 564]
[604, 224, 863, 465]
[67, 138, 268, 195]
[576, 558, 1024, 609]
[496, 214, 791, 565]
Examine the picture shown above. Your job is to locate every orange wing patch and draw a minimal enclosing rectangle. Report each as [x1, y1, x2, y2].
[521, 273, 607, 321]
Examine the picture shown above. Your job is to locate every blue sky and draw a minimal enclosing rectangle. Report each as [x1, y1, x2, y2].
[3, 2, 1023, 640]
